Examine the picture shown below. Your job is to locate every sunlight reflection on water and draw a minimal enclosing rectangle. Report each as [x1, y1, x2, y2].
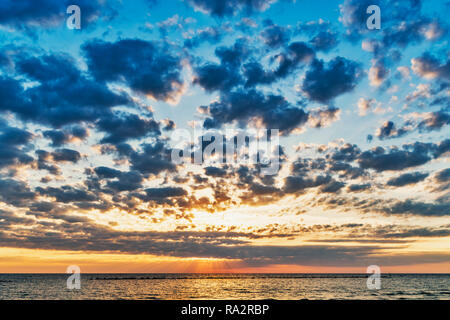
[0, 274, 449, 300]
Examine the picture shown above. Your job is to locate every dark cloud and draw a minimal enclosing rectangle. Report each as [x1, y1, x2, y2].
[301, 57, 362, 103]
[193, 40, 248, 92]
[0, 53, 130, 127]
[284, 175, 331, 194]
[202, 89, 309, 134]
[186, 0, 276, 17]
[387, 172, 429, 187]
[357, 139, 449, 172]
[412, 52, 450, 81]
[91, 166, 144, 192]
[247, 41, 316, 87]
[50, 148, 81, 163]
[128, 142, 177, 176]
[162, 119, 176, 131]
[43, 126, 88, 147]
[435, 168, 450, 183]
[83, 39, 184, 101]
[0, 0, 111, 30]
[184, 26, 226, 49]
[94, 166, 122, 179]
[244, 41, 315, 87]
[194, 63, 243, 92]
[0, 178, 35, 206]
[309, 31, 339, 52]
[417, 110, 450, 132]
[144, 187, 188, 199]
[36, 185, 96, 203]
[358, 146, 428, 172]
[1, 218, 448, 266]
[376, 227, 450, 238]
[43, 130, 71, 147]
[376, 121, 409, 140]
[375, 110, 449, 140]
[295, 19, 340, 52]
[0, 123, 33, 146]
[204, 166, 228, 177]
[35, 150, 60, 175]
[382, 18, 447, 49]
[0, 122, 34, 169]
[347, 183, 371, 192]
[339, 0, 377, 40]
[98, 112, 161, 144]
[383, 199, 450, 217]
[194, 39, 315, 92]
[260, 22, 290, 48]
[320, 180, 346, 193]
[330, 143, 361, 162]
[339, 0, 437, 43]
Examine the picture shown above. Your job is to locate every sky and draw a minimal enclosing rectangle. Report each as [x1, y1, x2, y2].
[0, 0, 449, 273]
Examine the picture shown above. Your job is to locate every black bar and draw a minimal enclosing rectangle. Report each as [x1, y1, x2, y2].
[0, 300, 447, 319]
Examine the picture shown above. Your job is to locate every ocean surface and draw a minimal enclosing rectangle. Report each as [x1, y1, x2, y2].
[0, 274, 449, 300]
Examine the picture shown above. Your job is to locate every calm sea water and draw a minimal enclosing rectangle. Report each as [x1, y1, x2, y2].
[0, 274, 449, 300]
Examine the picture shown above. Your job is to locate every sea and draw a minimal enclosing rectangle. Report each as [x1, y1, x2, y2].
[0, 273, 449, 300]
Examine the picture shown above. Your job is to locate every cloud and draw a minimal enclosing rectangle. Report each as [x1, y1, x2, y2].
[339, 0, 378, 40]
[320, 180, 346, 193]
[284, 175, 331, 194]
[417, 110, 450, 132]
[357, 97, 379, 116]
[244, 41, 315, 87]
[260, 22, 290, 48]
[36, 185, 96, 203]
[98, 112, 161, 144]
[0, 178, 35, 206]
[0, 123, 34, 170]
[339, 0, 446, 47]
[309, 30, 339, 52]
[375, 121, 409, 140]
[194, 39, 315, 91]
[144, 187, 188, 199]
[356, 139, 449, 172]
[50, 149, 81, 163]
[383, 199, 450, 217]
[43, 126, 88, 146]
[184, 26, 227, 48]
[193, 40, 247, 92]
[411, 52, 450, 81]
[347, 183, 371, 192]
[201, 89, 309, 134]
[375, 110, 450, 140]
[0, 53, 130, 127]
[0, 0, 112, 30]
[435, 168, 450, 183]
[83, 39, 184, 102]
[368, 59, 389, 87]
[357, 145, 427, 172]
[307, 107, 341, 128]
[204, 166, 228, 177]
[91, 166, 144, 192]
[301, 57, 362, 103]
[387, 171, 429, 187]
[1, 217, 448, 266]
[186, 0, 277, 17]
[127, 142, 177, 176]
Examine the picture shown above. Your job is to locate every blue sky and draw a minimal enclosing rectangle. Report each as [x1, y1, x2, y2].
[0, 0, 449, 272]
